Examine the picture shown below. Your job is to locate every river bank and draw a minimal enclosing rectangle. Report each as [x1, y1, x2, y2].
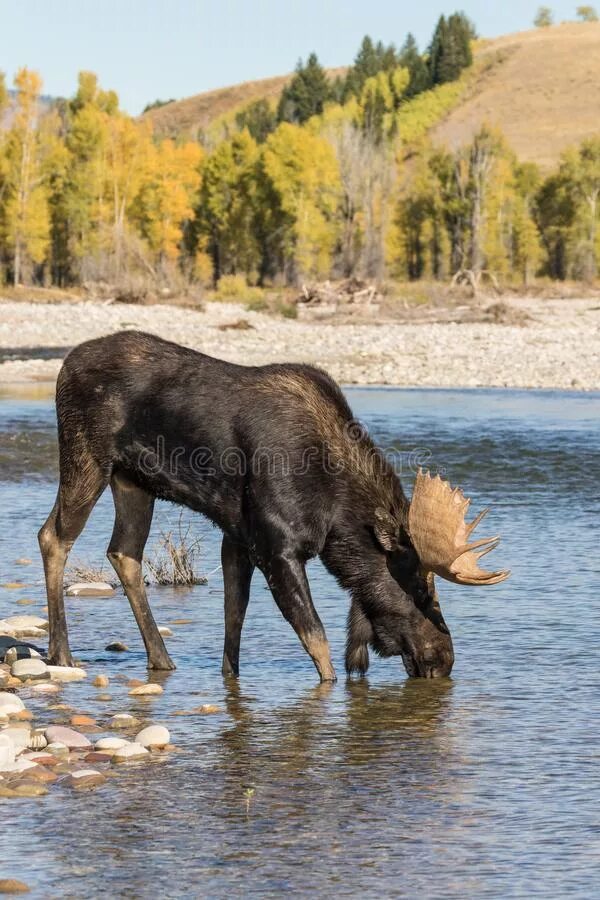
[0, 295, 598, 389]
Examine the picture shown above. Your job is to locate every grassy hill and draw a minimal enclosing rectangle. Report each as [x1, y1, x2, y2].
[143, 22, 600, 168]
[143, 68, 346, 139]
[432, 22, 600, 169]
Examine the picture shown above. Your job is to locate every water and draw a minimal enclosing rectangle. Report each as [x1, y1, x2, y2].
[0, 385, 599, 898]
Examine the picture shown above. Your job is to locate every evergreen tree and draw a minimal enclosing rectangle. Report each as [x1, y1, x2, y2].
[235, 99, 277, 143]
[277, 53, 330, 125]
[429, 13, 473, 86]
[399, 34, 431, 97]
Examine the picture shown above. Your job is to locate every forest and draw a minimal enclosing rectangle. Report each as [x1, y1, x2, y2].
[0, 12, 599, 294]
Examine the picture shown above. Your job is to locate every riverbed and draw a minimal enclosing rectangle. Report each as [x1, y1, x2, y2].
[0, 386, 599, 897]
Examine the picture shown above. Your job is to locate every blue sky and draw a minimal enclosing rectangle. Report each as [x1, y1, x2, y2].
[2, 0, 582, 113]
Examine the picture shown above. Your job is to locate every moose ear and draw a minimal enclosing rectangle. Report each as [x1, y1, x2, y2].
[373, 508, 401, 552]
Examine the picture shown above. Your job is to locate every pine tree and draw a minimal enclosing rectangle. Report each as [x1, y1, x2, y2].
[235, 99, 277, 143]
[277, 54, 330, 125]
[399, 34, 431, 97]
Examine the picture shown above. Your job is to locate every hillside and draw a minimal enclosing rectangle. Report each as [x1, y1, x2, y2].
[143, 68, 346, 138]
[432, 22, 600, 169]
[144, 22, 600, 168]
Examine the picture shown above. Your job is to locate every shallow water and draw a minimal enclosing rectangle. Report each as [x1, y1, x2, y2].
[0, 386, 599, 898]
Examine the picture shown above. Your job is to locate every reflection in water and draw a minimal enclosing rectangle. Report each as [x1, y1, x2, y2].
[0, 387, 599, 897]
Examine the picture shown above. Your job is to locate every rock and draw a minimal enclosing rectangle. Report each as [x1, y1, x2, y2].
[105, 641, 129, 652]
[1, 757, 37, 774]
[12, 710, 33, 722]
[0, 780, 48, 798]
[172, 704, 221, 715]
[93, 675, 110, 688]
[65, 768, 107, 790]
[65, 582, 115, 597]
[47, 665, 87, 682]
[0, 879, 30, 893]
[15, 599, 34, 607]
[169, 618, 193, 625]
[129, 683, 163, 697]
[10, 658, 48, 682]
[158, 626, 173, 637]
[70, 715, 96, 727]
[95, 737, 128, 752]
[0, 583, 26, 590]
[0, 734, 15, 770]
[112, 742, 149, 763]
[109, 713, 139, 729]
[84, 751, 113, 764]
[14, 559, 32, 566]
[1, 726, 31, 753]
[4, 646, 42, 665]
[0, 615, 48, 635]
[21, 752, 57, 767]
[29, 682, 60, 694]
[135, 725, 170, 749]
[44, 726, 92, 750]
[46, 742, 69, 756]
[24, 764, 57, 783]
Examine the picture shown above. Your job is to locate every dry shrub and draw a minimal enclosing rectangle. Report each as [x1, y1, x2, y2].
[144, 517, 207, 586]
[65, 558, 116, 587]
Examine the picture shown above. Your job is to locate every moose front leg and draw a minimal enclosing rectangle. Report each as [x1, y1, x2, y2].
[263, 552, 336, 683]
[221, 534, 254, 677]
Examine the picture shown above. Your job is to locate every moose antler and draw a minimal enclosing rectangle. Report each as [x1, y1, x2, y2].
[408, 469, 510, 586]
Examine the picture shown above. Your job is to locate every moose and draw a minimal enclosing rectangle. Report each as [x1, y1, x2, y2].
[39, 331, 509, 681]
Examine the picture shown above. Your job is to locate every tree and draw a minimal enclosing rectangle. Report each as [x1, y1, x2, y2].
[132, 138, 203, 270]
[194, 130, 261, 282]
[398, 34, 431, 97]
[428, 13, 473, 86]
[1, 69, 52, 285]
[534, 7, 554, 26]
[277, 53, 330, 125]
[342, 36, 399, 99]
[235, 99, 277, 143]
[260, 123, 341, 280]
[576, 5, 598, 21]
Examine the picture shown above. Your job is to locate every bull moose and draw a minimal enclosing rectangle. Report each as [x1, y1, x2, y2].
[39, 331, 509, 681]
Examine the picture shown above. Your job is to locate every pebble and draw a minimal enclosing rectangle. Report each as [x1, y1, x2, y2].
[169, 619, 193, 625]
[70, 714, 96, 727]
[129, 684, 163, 697]
[47, 665, 87, 682]
[46, 742, 69, 756]
[0, 879, 30, 893]
[93, 675, 110, 688]
[44, 726, 92, 750]
[14, 558, 32, 566]
[95, 737, 128, 752]
[65, 769, 107, 791]
[65, 582, 115, 597]
[29, 682, 60, 694]
[112, 742, 149, 763]
[105, 641, 129, 652]
[0, 615, 48, 633]
[15, 599, 34, 607]
[135, 725, 170, 748]
[0, 734, 15, 770]
[172, 704, 221, 715]
[0, 781, 48, 797]
[1, 726, 31, 752]
[109, 714, 139, 729]
[10, 658, 48, 682]
[158, 626, 173, 637]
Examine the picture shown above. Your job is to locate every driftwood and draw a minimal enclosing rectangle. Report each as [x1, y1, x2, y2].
[451, 269, 501, 297]
[296, 278, 382, 319]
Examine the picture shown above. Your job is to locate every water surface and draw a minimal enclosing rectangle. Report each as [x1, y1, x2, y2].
[0, 386, 599, 898]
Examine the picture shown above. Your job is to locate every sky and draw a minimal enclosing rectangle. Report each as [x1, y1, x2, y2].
[1, 0, 583, 114]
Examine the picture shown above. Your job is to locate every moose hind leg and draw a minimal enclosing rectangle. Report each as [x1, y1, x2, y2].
[263, 552, 336, 683]
[221, 534, 254, 677]
[107, 472, 175, 671]
[39, 469, 108, 667]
